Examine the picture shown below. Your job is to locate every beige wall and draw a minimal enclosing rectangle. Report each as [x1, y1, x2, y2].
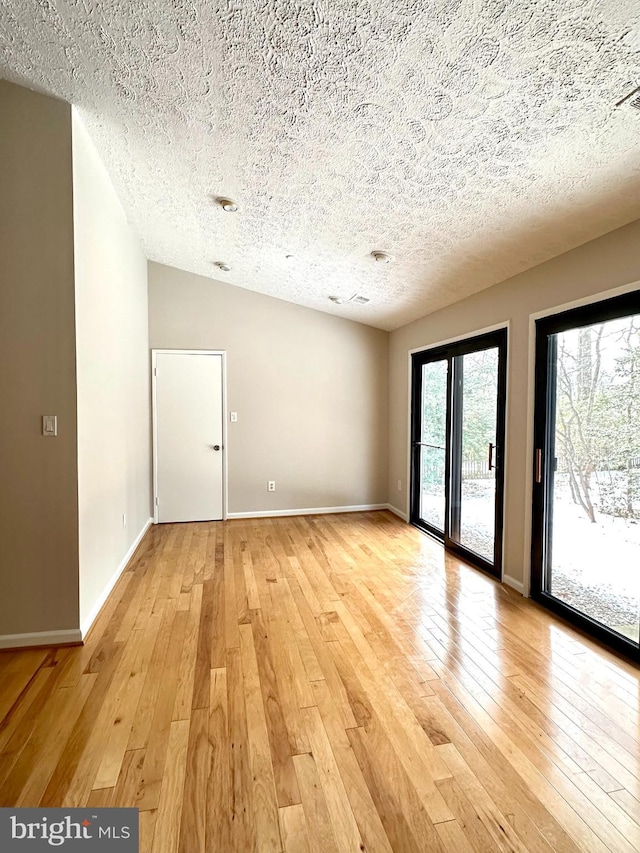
[72, 112, 151, 632]
[389, 219, 640, 589]
[148, 263, 389, 514]
[0, 81, 80, 638]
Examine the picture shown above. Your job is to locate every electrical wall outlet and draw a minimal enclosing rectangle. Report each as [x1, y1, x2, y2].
[397, 480, 402, 491]
[268, 480, 276, 492]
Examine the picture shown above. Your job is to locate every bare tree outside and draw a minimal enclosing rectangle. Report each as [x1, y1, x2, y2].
[555, 318, 640, 525]
[550, 314, 640, 641]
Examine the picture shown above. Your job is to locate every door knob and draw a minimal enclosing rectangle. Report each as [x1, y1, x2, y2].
[213, 445, 221, 451]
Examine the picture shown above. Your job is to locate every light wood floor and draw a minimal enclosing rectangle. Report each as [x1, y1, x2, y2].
[1, 511, 640, 852]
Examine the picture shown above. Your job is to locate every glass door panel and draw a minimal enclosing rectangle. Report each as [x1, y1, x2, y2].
[532, 291, 640, 656]
[419, 360, 448, 533]
[411, 330, 507, 578]
[450, 348, 499, 563]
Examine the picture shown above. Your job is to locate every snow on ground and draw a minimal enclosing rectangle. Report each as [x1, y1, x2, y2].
[551, 476, 639, 640]
[422, 475, 640, 642]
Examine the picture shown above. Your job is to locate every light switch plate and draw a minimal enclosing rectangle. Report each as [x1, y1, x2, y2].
[42, 415, 57, 436]
[230, 412, 238, 422]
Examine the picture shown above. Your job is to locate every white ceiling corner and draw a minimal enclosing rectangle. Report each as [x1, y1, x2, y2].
[1, 0, 640, 331]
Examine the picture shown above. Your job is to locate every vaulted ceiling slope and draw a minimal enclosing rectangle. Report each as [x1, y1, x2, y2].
[2, 1, 640, 330]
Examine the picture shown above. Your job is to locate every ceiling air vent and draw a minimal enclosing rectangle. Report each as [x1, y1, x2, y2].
[616, 85, 640, 112]
[328, 294, 370, 305]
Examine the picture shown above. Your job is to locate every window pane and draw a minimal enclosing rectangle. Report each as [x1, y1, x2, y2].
[419, 360, 447, 531]
[454, 348, 498, 562]
[548, 314, 640, 642]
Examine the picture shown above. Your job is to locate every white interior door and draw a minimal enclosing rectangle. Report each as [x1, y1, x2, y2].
[154, 351, 224, 522]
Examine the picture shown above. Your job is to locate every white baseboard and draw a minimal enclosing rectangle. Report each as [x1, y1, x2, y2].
[0, 629, 83, 650]
[226, 504, 388, 520]
[386, 503, 409, 521]
[80, 517, 153, 639]
[503, 574, 525, 595]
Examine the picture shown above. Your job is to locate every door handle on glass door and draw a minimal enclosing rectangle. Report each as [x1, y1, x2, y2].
[488, 443, 495, 470]
[535, 449, 542, 483]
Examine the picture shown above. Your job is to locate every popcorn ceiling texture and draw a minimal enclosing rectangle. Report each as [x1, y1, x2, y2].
[1, 0, 640, 330]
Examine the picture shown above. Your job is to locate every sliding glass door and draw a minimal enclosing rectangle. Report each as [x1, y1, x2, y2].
[411, 330, 507, 577]
[532, 290, 640, 657]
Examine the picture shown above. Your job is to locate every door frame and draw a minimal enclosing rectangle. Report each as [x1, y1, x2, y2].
[151, 349, 228, 524]
[409, 324, 509, 579]
[531, 289, 640, 658]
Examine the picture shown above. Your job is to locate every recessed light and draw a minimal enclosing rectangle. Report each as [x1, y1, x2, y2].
[218, 198, 238, 212]
[371, 251, 392, 263]
[214, 261, 231, 272]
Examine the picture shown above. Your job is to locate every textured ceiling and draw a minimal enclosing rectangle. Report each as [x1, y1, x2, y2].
[1, 1, 640, 330]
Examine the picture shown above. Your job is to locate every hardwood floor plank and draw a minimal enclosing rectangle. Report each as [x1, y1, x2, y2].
[0, 650, 72, 792]
[239, 622, 282, 852]
[135, 608, 187, 811]
[153, 719, 190, 853]
[0, 666, 55, 755]
[211, 537, 226, 668]
[95, 613, 163, 789]
[432, 678, 612, 852]
[300, 704, 363, 852]
[192, 578, 214, 711]
[177, 708, 209, 853]
[207, 667, 232, 851]
[293, 752, 340, 853]
[127, 599, 177, 751]
[263, 583, 311, 756]
[11, 674, 97, 806]
[287, 579, 357, 730]
[311, 679, 394, 853]
[279, 803, 311, 853]
[347, 724, 444, 852]
[223, 529, 241, 650]
[39, 642, 127, 807]
[139, 809, 157, 853]
[435, 775, 502, 853]
[250, 605, 301, 807]
[0, 649, 49, 721]
[173, 583, 203, 721]
[435, 819, 477, 852]
[112, 748, 146, 807]
[426, 683, 581, 852]
[436, 742, 531, 853]
[227, 645, 256, 852]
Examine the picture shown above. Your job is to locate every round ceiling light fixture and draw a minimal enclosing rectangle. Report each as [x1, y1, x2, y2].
[218, 198, 238, 212]
[371, 251, 392, 263]
[214, 261, 231, 272]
